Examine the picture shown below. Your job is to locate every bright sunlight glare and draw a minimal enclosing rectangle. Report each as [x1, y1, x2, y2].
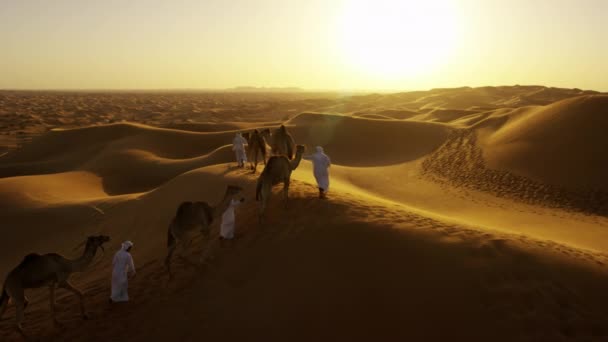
[336, 0, 461, 79]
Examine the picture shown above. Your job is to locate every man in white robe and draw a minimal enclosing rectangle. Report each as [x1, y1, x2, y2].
[232, 133, 248, 168]
[304, 146, 331, 199]
[220, 197, 245, 240]
[110, 241, 136, 303]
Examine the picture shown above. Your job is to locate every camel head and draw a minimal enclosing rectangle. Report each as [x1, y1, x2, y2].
[86, 235, 111, 252]
[295, 144, 305, 155]
[260, 128, 271, 138]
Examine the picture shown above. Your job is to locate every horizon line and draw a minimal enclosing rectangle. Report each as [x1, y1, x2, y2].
[0, 84, 605, 94]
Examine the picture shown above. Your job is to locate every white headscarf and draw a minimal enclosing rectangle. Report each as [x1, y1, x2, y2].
[121, 241, 133, 251]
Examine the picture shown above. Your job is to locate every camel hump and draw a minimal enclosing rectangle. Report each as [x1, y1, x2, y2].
[24, 253, 41, 261]
[176, 201, 193, 218]
[18, 253, 42, 267]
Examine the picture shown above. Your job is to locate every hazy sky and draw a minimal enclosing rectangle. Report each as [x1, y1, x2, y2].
[1, 0, 607, 91]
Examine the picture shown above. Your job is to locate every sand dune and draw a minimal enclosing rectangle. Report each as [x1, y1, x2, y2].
[1, 87, 608, 341]
[287, 113, 451, 166]
[482, 95, 608, 191]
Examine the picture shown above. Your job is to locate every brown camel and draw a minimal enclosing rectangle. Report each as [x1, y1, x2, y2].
[247, 129, 267, 173]
[260, 128, 271, 141]
[263, 125, 296, 159]
[273, 125, 296, 159]
[255, 145, 305, 223]
[0, 235, 110, 336]
[242, 131, 251, 143]
[165, 185, 243, 276]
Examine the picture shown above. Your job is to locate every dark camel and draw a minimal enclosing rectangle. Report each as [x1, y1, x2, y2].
[0, 235, 110, 336]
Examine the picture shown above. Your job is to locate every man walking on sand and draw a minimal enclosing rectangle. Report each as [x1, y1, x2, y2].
[110, 241, 136, 303]
[232, 132, 248, 168]
[220, 197, 245, 241]
[304, 146, 331, 199]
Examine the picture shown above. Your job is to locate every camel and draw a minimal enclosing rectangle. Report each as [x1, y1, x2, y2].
[0, 235, 110, 336]
[256, 144, 305, 223]
[165, 185, 243, 276]
[263, 125, 296, 159]
[246, 129, 267, 173]
[242, 131, 251, 143]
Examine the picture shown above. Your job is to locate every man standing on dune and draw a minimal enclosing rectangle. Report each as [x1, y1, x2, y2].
[110, 241, 136, 303]
[232, 132, 248, 168]
[304, 146, 331, 199]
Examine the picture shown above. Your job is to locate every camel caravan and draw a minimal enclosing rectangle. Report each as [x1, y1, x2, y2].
[1, 124, 331, 338]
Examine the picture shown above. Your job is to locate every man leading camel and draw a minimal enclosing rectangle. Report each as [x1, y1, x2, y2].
[110, 241, 136, 303]
[304, 146, 331, 199]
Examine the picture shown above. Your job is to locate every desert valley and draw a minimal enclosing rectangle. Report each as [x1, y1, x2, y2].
[1, 86, 608, 341]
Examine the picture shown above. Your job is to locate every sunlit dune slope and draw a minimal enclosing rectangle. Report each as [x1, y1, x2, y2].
[287, 112, 451, 166]
[479, 95, 608, 191]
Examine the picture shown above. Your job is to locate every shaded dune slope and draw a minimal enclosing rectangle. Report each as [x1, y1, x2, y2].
[2, 167, 608, 341]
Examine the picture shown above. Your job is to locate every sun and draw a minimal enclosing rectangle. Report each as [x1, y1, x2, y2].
[336, 0, 460, 79]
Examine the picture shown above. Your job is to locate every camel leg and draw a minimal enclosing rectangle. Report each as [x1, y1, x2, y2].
[15, 301, 26, 339]
[199, 235, 217, 264]
[58, 281, 87, 320]
[165, 240, 178, 279]
[0, 304, 7, 323]
[283, 179, 290, 208]
[0, 288, 9, 321]
[48, 285, 62, 328]
[258, 198, 265, 224]
[250, 151, 256, 173]
[255, 150, 260, 173]
[11, 289, 26, 338]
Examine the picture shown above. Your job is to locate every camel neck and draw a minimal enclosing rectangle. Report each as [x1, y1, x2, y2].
[70, 243, 97, 272]
[290, 152, 303, 170]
